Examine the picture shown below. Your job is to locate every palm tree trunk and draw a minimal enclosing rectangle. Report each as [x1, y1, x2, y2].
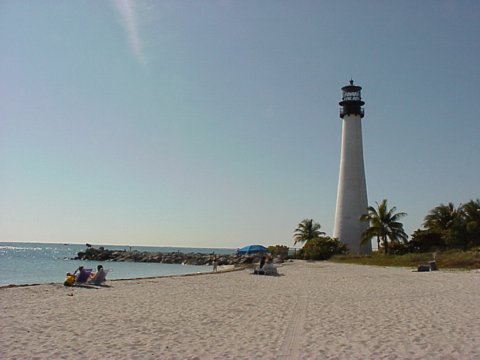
[383, 236, 388, 255]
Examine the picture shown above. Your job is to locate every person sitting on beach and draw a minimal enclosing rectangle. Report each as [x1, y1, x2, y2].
[253, 257, 278, 276]
[261, 258, 278, 276]
[74, 266, 91, 283]
[89, 265, 107, 285]
[253, 255, 267, 275]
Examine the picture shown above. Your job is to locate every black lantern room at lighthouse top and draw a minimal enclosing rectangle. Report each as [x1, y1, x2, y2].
[339, 80, 365, 118]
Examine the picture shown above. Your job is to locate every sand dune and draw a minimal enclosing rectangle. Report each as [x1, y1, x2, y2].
[1, 261, 480, 359]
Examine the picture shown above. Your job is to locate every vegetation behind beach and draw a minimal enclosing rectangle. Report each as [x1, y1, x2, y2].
[331, 249, 480, 270]
[290, 198, 480, 269]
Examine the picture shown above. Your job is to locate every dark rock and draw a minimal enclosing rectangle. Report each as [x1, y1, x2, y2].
[74, 246, 254, 267]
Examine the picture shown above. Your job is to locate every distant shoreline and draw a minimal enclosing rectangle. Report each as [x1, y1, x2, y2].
[0, 242, 241, 286]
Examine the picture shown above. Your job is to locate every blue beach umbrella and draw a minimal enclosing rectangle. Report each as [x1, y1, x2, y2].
[237, 244, 268, 255]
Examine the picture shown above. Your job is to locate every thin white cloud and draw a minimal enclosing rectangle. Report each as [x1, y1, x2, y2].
[113, 0, 146, 66]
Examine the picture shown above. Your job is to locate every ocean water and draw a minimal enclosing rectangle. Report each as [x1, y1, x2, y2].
[0, 242, 235, 286]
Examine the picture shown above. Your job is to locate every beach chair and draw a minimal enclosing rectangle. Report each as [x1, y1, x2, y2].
[89, 269, 109, 285]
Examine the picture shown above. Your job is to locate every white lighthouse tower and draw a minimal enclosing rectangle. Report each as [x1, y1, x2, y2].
[333, 80, 371, 254]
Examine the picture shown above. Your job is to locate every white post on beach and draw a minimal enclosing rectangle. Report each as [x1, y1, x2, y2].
[333, 80, 371, 254]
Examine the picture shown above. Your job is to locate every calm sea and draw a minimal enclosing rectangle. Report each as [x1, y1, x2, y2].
[0, 242, 235, 286]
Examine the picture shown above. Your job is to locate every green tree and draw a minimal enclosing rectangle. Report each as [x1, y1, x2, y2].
[360, 199, 408, 254]
[293, 219, 325, 245]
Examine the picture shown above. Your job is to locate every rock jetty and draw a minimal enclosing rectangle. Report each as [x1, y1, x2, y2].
[74, 247, 261, 266]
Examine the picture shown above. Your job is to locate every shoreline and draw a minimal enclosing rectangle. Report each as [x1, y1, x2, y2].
[2, 261, 480, 359]
[0, 264, 245, 290]
[0, 242, 263, 287]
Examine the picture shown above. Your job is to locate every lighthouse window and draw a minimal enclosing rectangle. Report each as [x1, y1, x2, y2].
[343, 91, 361, 101]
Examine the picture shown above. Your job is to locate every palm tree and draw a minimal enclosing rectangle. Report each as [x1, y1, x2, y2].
[460, 199, 480, 247]
[423, 202, 459, 232]
[423, 202, 467, 249]
[360, 199, 408, 254]
[293, 219, 325, 245]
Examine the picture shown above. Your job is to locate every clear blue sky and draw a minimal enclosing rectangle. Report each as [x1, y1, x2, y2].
[1, 1, 479, 248]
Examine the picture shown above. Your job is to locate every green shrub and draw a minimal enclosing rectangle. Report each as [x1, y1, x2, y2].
[408, 229, 445, 252]
[331, 249, 480, 269]
[267, 245, 290, 259]
[388, 241, 410, 255]
[301, 236, 347, 260]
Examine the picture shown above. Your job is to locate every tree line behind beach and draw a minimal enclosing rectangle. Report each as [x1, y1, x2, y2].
[288, 198, 480, 269]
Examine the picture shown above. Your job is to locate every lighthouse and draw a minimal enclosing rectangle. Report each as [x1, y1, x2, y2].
[333, 80, 372, 254]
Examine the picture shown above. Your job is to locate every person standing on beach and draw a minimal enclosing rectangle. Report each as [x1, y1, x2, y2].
[212, 256, 218, 272]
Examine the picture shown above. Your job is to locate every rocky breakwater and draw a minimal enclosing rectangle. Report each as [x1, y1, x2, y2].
[74, 247, 257, 266]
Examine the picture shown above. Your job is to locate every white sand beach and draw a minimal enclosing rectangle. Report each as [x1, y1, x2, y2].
[1, 261, 480, 359]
